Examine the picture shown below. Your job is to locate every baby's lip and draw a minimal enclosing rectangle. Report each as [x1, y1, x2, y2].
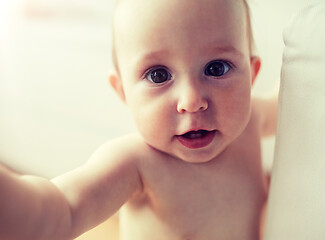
[177, 128, 215, 136]
[176, 129, 217, 149]
[177, 129, 211, 138]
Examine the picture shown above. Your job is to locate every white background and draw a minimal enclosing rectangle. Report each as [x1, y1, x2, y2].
[0, 0, 310, 178]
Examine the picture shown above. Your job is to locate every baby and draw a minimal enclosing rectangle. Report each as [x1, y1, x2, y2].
[0, 0, 278, 239]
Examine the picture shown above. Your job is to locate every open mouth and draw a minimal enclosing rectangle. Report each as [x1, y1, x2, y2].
[181, 130, 211, 139]
[176, 130, 216, 149]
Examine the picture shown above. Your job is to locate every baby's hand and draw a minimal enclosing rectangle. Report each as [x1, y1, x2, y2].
[252, 94, 278, 138]
[0, 163, 71, 240]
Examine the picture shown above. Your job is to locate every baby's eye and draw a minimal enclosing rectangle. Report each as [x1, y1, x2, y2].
[205, 60, 231, 77]
[145, 68, 172, 84]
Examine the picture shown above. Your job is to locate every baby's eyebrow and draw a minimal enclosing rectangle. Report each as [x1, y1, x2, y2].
[134, 50, 170, 65]
[133, 45, 245, 67]
[207, 45, 245, 58]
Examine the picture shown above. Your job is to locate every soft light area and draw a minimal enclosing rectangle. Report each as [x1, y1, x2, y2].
[0, 0, 310, 178]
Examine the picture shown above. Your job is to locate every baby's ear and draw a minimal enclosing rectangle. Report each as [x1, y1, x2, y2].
[250, 56, 261, 85]
[108, 70, 126, 103]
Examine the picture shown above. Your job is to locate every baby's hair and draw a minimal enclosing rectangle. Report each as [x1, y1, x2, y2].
[111, 0, 255, 72]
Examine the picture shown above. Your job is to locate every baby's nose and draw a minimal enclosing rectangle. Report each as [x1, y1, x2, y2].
[176, 81, 208, 113]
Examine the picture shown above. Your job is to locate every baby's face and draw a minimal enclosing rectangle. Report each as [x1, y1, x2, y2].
[112, 0, 259, 163]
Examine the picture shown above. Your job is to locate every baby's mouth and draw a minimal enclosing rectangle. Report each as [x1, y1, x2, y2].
[176, 130, 216, 149]
[181, 130, 211, 139]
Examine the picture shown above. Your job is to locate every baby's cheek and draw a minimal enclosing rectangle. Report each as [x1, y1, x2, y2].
[220, 91, 251, 131]
[131, 100, 174, 139]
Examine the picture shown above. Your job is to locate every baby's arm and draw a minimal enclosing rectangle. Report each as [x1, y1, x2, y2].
[0, 135, 143, 240]
[52, 136, 143, 237]
[0, 164, 71, 240]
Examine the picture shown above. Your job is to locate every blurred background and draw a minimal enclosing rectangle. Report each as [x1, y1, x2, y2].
[0, 0, 310, 178]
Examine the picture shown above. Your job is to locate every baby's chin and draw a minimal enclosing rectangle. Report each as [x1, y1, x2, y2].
[141, 130, 232, 164]
[173, 134, 231, 164]
[169, 145, 230, 164]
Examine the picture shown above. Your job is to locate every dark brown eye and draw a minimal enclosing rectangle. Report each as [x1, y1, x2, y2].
[146, 68, 172, 84]
[205, 61, 231, 77]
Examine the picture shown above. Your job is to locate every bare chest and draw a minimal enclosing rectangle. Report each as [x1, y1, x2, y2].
[120, 145, 266, 240]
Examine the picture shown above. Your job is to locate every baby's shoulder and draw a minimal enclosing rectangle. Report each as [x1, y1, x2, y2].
[87, 133, 159, 166]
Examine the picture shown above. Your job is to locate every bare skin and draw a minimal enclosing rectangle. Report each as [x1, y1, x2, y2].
[119, 113, 267, 240]
[0, 0, 277, 239]
[53, 100, 270, 240]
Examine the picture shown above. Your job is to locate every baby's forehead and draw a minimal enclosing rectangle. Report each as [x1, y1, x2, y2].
[113, 0, 247, 28]
[112, 0, 251, 70]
